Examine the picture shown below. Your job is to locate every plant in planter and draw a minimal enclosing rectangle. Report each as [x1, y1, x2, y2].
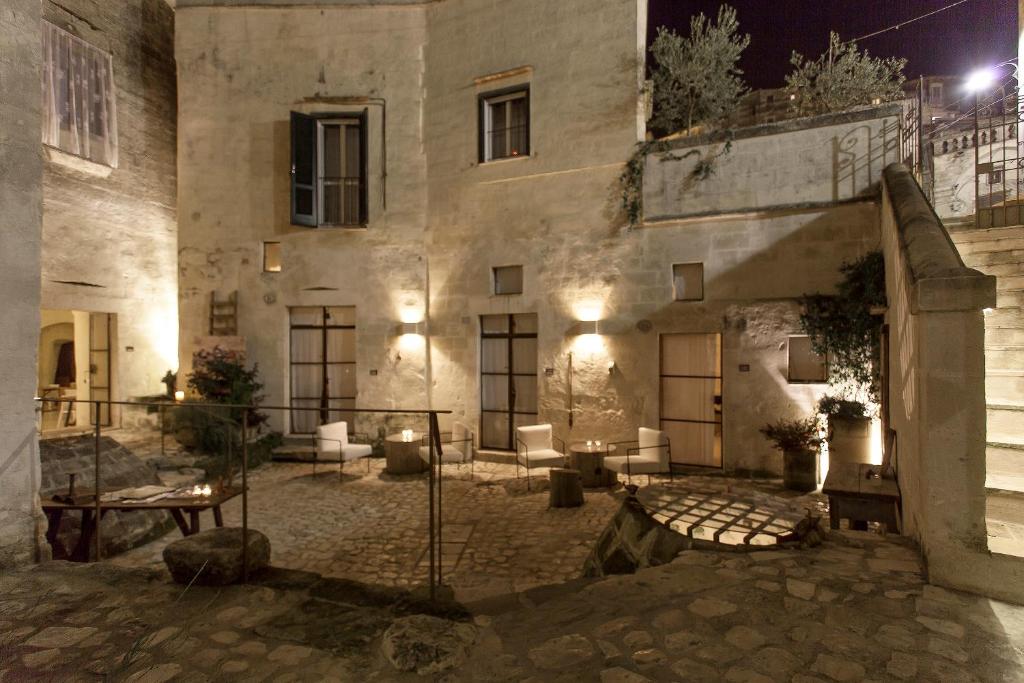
[817, 395, 872, 466]
[760, 418, 821, 492]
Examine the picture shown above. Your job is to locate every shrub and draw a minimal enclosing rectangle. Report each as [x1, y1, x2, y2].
[760, 418, 821, 452]
[816, 396, 868, 419]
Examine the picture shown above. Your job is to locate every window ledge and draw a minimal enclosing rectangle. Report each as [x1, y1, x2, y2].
[479, 155, 532, 166]
[44, 146, 113, 178]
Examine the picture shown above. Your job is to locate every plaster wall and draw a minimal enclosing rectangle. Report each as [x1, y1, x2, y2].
[175, 5, 430, 433]
[0, 0, 45, 567]
[41, 0, 179, 407]
[644, 106, 905, 221]
[930, 134, 1017, 221]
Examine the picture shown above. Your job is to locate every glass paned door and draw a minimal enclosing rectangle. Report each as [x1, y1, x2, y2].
[659, 333, 723, 468]
[289, 306, 356, 434]
[480, 313, 538, 450]
[88, 312, 112, 427]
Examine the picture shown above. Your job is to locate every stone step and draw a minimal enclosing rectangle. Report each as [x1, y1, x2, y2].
[988, 404, 1024, 444]
[997, 290, 1024, 308]
[985, 308, 1024, 329]
[475, 449, 516, 465]
[986, 327, 1024, 346]
[985, 345, 1024, 368]
[955, 239, 1024, 260]
[987, 369, 1024, 404]
[987, 446, 1024, 494]
[967, 263, 1024, 279]
[996, 275, 1024, 292]
[949, 224, 1024, 243]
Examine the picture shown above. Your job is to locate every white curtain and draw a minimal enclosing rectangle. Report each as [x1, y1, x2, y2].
[41, 22, 118, 167]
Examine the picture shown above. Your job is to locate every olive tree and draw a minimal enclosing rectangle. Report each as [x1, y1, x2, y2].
[649, 4, 750, 135]
[786, 32, 906, 116]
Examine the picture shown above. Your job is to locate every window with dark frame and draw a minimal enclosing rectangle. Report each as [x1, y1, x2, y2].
[672, 263, 704, 301]
[290, 111, 368, 227]
[263, 242, 282, 272]
[788, 335, 828, 383]
[479, 86, 529, 162]
[492, 265, 523, 295]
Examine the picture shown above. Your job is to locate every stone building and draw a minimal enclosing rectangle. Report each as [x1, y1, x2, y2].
[1, 0, 1022, 606]
[0, 0, 178, 565]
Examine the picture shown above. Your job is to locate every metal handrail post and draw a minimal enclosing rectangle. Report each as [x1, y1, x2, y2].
[94, 400, 102, 561]
[241, 409, 249, 583]
[430, 411, 443, 590]
[427, 413, 436, 600]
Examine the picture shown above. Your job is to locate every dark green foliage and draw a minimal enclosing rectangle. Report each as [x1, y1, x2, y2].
[194, 432, 282, 481]
[786, 32, 906, 116]
[799, 251, 886, 400]
[816, 396, 868, 419]
[760, 418, 821, 452]
[649, 5, 750, 135]
[187, 347, 268, 430]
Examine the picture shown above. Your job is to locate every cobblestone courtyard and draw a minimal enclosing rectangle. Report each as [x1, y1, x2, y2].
[112, 460, 623, 602]
[4, 527, 1024, 681]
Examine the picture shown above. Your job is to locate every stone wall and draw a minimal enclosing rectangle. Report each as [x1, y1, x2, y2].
[0, 0, 46, 568]
[174, 0, 885, 475]
[41, 0, 178, 406]
[881, 163, 1024, 603]
[643, 104, 905, 221]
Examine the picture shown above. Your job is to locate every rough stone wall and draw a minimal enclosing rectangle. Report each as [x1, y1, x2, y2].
[881, 163, 1024, 604]
[175, 5, 430, 434]
[0, 0, 45, 567]
[41, 0, 178, 405]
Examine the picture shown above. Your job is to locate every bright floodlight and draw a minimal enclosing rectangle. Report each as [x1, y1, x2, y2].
[966, 68, 997, 92]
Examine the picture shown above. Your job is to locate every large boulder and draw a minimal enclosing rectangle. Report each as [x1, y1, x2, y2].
[163, 527, 270, 585]
[381, 614, 477, 675]
[582, 496, 691, 577]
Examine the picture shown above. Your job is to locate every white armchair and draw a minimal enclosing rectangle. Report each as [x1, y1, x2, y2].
[605, 427, 672, 485]
[316, 421, 373, 478]
[515, 424, 566, 490]
[419, 421, 475, 476]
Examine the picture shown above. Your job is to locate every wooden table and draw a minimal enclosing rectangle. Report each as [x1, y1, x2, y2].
[385, 432, 428, 475]
[822, 463, 901, 534]
[568, 442, 618, 488]
[41, 487, 242, 562]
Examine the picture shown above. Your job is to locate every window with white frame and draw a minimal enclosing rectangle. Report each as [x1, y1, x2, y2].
[290, 111, 367, 227]
[788, 335, 828, 383]
[479, 87, 529, 162]
[41, 22, 118, 167]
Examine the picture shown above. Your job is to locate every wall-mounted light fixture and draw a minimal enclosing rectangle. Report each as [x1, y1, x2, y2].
[572, 320, 600, 336]
[396, 321, 427, 336]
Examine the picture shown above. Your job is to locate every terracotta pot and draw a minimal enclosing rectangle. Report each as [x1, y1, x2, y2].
[828, 416, 872, 465]
[783, 448, 818, 492]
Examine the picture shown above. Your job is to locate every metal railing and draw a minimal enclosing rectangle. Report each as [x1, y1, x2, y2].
[34, 398, 450, 601]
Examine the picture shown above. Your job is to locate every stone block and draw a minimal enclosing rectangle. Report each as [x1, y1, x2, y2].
[163, 527, 271, 585]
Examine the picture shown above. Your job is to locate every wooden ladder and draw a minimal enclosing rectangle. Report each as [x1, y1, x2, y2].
[209, 291, 238, 336]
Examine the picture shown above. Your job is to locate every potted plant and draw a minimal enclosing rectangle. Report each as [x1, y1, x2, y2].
[817, 396, 871, 466]
[760, 418, 821, 492]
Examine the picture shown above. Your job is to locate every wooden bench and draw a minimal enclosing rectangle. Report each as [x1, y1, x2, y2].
[822, 463, 901, 534]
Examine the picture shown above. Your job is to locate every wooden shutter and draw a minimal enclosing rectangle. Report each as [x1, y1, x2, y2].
[358, 108, 368, 224]
[290, 111, 317, 227]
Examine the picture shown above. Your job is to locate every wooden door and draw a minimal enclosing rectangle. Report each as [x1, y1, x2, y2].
[660, 333, 723, 467]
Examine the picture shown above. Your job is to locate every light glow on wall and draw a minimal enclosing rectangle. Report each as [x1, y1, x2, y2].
[147, 309, 179, 371]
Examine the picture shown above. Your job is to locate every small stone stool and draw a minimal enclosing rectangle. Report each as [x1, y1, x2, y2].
[163, 527, 270, 585]
[549, 468, 584, 508]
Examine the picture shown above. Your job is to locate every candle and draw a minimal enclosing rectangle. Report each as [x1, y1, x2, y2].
[192, 485, 202, 496]
[174, 390, 185, 402]
[201, 484, 212, 496]
[402, 429, 413, 442]
[596, 440, 602, 447]
[587, 440, 593, 447]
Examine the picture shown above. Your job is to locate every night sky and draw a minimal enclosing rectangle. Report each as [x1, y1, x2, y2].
[648, 0, 1018, 90]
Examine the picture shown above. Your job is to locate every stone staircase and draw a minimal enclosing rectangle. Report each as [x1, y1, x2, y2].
[949, 223, 1024, 555]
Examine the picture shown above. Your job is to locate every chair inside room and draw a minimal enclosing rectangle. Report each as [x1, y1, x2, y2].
[419, 421, 475, 477]
[515, 423, 566, 490]
[606, 427, 672, 486]
[315, 420, 373, 478]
